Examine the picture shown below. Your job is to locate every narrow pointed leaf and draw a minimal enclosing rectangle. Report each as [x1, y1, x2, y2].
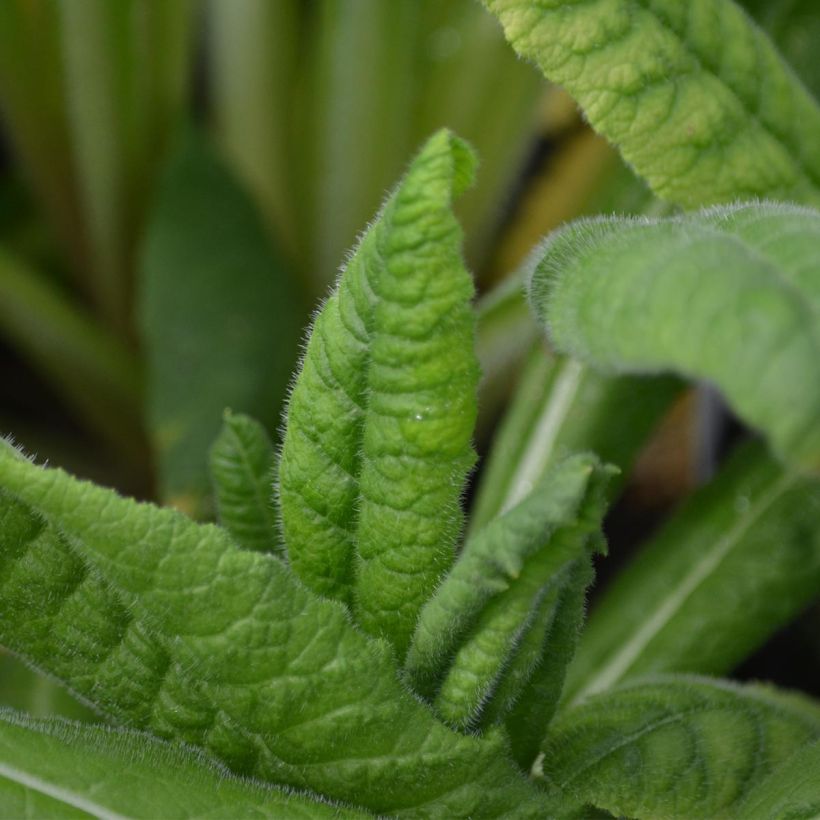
[528, 202, 820, 472]
[209, 411, 279, 555]
[0, 709, 358, 819]
[565, 441, 820, 705]
[278, 130, 480, 657]
[406, 454, 612, 732]
[140, 129, 305, 516]
[482, 0, 820, 207]
[541, 676, 820, 819]
[736, 738, 820, 819]
[0, 442, 554, 818]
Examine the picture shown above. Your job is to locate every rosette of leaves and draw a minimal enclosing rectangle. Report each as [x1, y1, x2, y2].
[0, 129, 819, 819]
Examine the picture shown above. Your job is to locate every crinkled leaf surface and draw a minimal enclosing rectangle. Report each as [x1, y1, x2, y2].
[209, 411, 280, 555]
[0, 709, 353, 819]
[565, 441, 820, 705]
[278, 129, 480, 658]
[0, 441, 552, 818]
[482, 0, 820, 207]
[736, 738, 820, 819]
[541, 676, 820, 819]
[406, 454, 611, 742]
[528, 202, 820, 472]
[140, 128, 304, 515]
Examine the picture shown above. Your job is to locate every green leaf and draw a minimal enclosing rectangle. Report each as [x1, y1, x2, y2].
[406, 454, 612, 737]
[482, 0, 820, 207]
[470, 343, 681, 534]
[736, 738, 820, 819]
[278, 130, 480, 658]
[540, 676, 820, 819]
[527, 202, 820, 472]
[0, 709, 357, 819]
[140, 128, 305, 516]
[209, 411, 280, 555]
[565, 441, 820, 705]
[0, 441, 553, 818]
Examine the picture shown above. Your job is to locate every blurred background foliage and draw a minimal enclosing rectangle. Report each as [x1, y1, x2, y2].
[0, 0, 818, 717]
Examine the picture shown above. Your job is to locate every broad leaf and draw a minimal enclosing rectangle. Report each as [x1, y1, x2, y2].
[140, 128, 305, 516]
[406, 454, 611, 739]
[565, 441, 820, 705]
[209, 411, 279, 555]
[541, 676, 820, 819]
[0, 709, 355, 819]
[0, 441, 554, 818]
[278, 129, 479, 658]
[736, 738, 820, 819]
[528, 202, 820, 472]
[482, 0, 820, 207]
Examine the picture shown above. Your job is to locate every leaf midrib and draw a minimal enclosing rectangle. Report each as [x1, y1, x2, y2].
[571, 470, 798, 703]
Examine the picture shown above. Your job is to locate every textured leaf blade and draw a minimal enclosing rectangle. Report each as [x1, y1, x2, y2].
[528, 202, 820, 472]
[209, 411, 279, 555]
[0, 442, 553, 818]
[483, 0, 820, 207]
[0, 709, 354, 819]
[736, 738, 820, 819]
[140, 128, 305, 515]
[541, 676, 820, 819]
[278, 129, 480, 657]
[565, 441, 820, 705]
[407, 454, 612, 735]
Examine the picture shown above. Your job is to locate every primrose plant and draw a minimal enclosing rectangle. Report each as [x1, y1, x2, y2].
[2, 1, 820, 818]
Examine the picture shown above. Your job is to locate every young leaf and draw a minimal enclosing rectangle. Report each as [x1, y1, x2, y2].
[0, 709, 357, 819]
[482, 0, 820, 207]
[540, 676, 820, 819]
[0, 442, 554, 817]
[528, 202, 820, 472]
[140, 128, 305, 516]
[736, 738, 820, 819]
[278, 129, 480, 658]
[565, 441, 820, 705]
[406, 454, 612, 734]
[209, 410, 280, 555]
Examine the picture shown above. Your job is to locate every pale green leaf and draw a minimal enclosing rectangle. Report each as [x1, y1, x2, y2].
[278, 129, 480, 658]
[406, 454, 612, 736]
[528, 202, 820, 472]
[736, 738, 820, 819]
[565, 441, 820, 705]
[0, 708, 357, 819]
[0, 441, 554, 818]
[541, 676, 820, 819]
[209, 411, 279, 555]
[140, 129, 305, 516]
[482, 0, 820, 207]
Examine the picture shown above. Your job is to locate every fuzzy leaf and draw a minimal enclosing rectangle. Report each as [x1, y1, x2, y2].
[209, 411, 279, 555]
[528, 202, 820, 472]
[140, 128, 304, 516]
[736, 738, 820, 819]
[541, 676, 820, 819]
[482, 0, 820, 207]
[565, 442, 820, 705]
[278, 129, 480, 657]
[0, 442, 554, 818]
[0, 709, 354, 819]
[406, 454, 612, 735]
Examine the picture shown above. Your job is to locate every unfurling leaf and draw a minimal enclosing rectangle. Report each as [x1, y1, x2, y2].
[406, 454, 612, 747]
[482, 0, 820, 207]
[209, 410, 280, 555]
[528, 202, 820, 472]
[541, 676, 820, 819]
[278, 129, 480, 658]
